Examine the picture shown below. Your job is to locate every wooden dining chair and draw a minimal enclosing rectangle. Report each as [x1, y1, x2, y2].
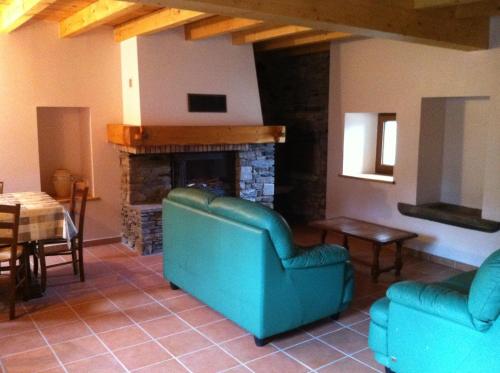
[0, 203, 29, 319]
[0, 181, 4, 194]
[37, 183, 89, 292]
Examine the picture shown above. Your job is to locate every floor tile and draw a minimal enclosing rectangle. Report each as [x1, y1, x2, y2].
[123, 302, 171, 323]
[302, 318, 343, 337]
[140, 315, 189, 338]
[65, 353, 125, 373]
[351, 319, 371, 336]
[144, 284, 181, 301]
[99, 325, 151, 350]
[352, 348, 385, 371]
[41, 320, 92, 344]
[107, 289, 152, 309]
[286, 340, 344, 369]
[178, 306, 224, 327]
[161, 294, 203, 313]
[0, 315, 36, 337]
[158, 329, 212, 356]
[320, 328, 368, 354]
[271, 330, 312, 349]
[31, 305, 79, 329]
[0, 330, 46, 357]
[179, 346, 239, 373]
[85, 310, 133, 333]
[197, 319, 247, 343]
[134, 359, 188, 373]
[61, 288, 105, 306]
[114, 341, 172, 370]
[318, 357, 376, 372]
[247, 352, 309, 373]
[337, 309, 370, 326]
[52, 335, 107, 364]
[2, 346, 60, 373]
[72, 299, 119, 319]
[221, 335, 277, 363]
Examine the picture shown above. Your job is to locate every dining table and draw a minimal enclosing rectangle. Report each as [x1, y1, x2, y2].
[0, 191, 77, 298]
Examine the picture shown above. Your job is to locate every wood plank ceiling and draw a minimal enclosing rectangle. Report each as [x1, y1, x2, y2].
[0, 0, 499, 51]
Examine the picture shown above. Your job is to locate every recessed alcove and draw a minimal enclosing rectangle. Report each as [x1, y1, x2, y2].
[401, 96, 500, 232]
[36, 107, 94, 199]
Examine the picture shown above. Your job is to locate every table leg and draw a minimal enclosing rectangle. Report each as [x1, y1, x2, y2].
[23, 242, 43, 299]
[321, 229, 328, 244]
[371, 243, 381, 283]
[395, 242, 403, 276]
[343, 235, 349, 251]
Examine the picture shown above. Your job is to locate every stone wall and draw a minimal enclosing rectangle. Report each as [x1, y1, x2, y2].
[255, 51, 329, 221]
[119, 144, 275, 254]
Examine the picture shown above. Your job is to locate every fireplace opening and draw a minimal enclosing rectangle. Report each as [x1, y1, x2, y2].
[172, 152, 236, 196]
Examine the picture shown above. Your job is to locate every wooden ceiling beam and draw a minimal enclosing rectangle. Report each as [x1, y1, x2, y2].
[255, 31, 352, 52]
[185, 15, 263, 40]
[126, 0, 490, 50]
[232, 25, 311, 45]
[114, 7, 210, 41]
[1, 0, 54, 33]
[414, 0, 483, 8]
[59, 0, 144, 38]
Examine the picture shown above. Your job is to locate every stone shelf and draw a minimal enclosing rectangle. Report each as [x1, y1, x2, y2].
[398, 202, 500, 233]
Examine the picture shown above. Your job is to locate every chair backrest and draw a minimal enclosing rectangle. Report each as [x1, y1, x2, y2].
[468, 249, 500, 328]
[69, 183, 89, 243]
[0, 181, 4, 194]
[0, 204, 21, 260]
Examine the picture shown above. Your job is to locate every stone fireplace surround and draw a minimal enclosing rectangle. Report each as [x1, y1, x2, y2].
[119, 143, 276, 254]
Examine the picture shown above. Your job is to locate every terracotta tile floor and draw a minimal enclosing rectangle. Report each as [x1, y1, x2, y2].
[0, 226, 462, 373]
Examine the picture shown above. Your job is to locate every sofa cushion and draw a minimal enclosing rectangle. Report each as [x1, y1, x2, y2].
[282, 244, 349, 269]
[469, 249, 500, 326]
[438, 270, 476, 295]
[167, 188, 216, 212]
[209, 197, 295, 259]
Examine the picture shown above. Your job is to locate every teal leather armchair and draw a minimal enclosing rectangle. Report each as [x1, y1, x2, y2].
[369, 249, 500, 373]
[163, 188, 354, 345]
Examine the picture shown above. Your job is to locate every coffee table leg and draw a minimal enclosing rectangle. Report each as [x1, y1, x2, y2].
[321, 230, 328, 244]
[343, 235, 349, 251]
[371, 244, 381, 283]
[395, 242, 403, 276]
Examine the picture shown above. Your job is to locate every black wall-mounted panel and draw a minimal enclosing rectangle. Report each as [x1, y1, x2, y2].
[188, 94, 227, 113]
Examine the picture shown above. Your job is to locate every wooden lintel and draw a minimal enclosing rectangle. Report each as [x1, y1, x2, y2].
[1, 0, 54, 33]
[107, 124, 286, 147]
[255, 31, 352, 52]
[232, 25, 311, 45]
[114, 7, 211, 42]
[185, 15, 263, 40]
[126, 0, 491, 50]
[59, 0, 144, 38]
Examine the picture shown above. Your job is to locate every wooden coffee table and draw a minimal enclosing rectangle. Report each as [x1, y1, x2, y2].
[310, 217, 418, 282]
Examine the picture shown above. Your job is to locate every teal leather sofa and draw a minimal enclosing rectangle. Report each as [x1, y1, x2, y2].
[369, 249, 500, 373]
[163, 188, 354, 345]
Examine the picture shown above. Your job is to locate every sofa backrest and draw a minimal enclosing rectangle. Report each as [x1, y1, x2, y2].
[468, 249, 500, 327]
[167, 187, 216, 212]
[209, 197, 295, 259]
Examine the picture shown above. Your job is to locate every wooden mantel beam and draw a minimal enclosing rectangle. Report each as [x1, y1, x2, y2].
[414, 0, 483, 8]
[185, 15, 263, 40]
[1, 0, 54, 33]
[114, 8, 210, 42]
[107, 124, 286, 146]
[126, 0, 490, 49]
[60, 0, 144, 38]
[232, 25, 311, 45]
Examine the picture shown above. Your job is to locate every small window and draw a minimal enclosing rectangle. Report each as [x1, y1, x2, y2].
[375, 113, 397, 175]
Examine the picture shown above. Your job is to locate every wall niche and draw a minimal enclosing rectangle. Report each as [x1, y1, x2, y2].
[37, 107, 94, 200]
[399, 96, 499, 233]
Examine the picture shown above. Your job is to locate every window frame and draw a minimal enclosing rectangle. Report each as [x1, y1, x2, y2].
[375, 113, 397, 176]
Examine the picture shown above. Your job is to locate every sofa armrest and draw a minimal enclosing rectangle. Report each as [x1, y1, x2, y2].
[282, 244, 349, 269]
[387, 281, 476, 329]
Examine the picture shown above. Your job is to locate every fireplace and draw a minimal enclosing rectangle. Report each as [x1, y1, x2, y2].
[172, 152, 236, 196]
[109, 124, 285, 255]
